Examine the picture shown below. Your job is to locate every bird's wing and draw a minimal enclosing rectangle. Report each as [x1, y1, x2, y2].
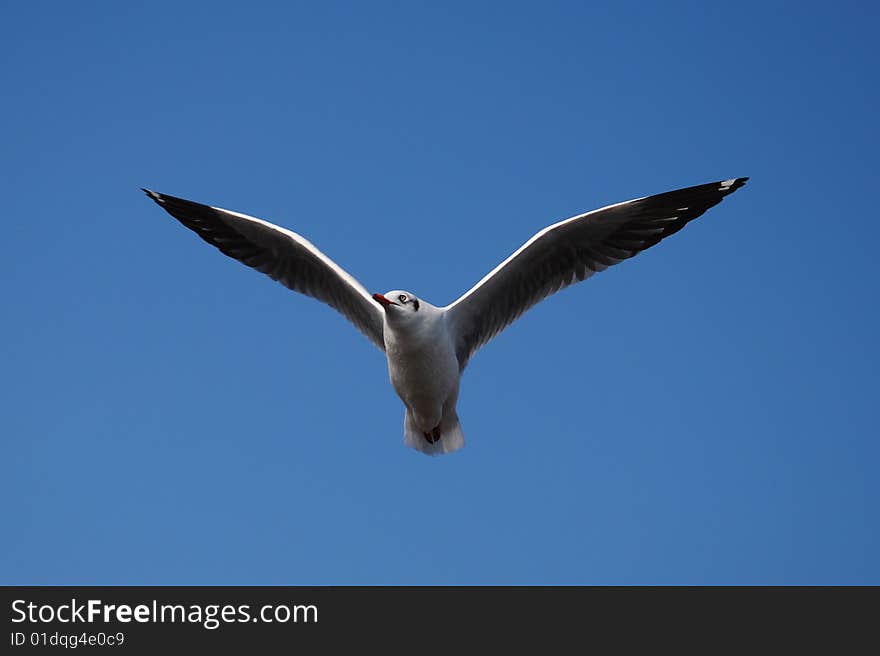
[144, 189, 385, 350]
[444, 178, 748, 369]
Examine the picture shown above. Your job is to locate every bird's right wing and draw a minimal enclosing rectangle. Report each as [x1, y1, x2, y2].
[144, 189, 385, 350]
[445, 178, 748, 369]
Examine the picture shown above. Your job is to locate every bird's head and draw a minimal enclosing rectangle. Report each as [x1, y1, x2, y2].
[372, 290, 421, 317]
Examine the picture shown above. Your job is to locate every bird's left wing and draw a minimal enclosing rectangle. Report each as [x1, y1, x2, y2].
[144, 189, 385, 350]
[444, 178, 748, 370]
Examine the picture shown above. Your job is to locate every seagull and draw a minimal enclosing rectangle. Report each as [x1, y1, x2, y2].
[143, 177, 748, 456]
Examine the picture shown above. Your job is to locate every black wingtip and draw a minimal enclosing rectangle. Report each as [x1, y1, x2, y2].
[141, 188, 164, 203]
[718, 177, 749, 194]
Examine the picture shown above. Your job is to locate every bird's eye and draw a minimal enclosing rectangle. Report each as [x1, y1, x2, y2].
[398, 294, 407, 303]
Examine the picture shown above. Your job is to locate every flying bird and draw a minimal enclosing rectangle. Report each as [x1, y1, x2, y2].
[143, 177, 748, 456]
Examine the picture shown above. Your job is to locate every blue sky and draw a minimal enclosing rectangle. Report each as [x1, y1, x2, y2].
[2, 1, 877, 584]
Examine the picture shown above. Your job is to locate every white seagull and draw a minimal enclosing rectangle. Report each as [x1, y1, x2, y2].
[144, 177, 748, 456]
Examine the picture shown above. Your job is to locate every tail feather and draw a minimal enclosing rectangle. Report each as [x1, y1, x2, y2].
[404, 409, 464, 456]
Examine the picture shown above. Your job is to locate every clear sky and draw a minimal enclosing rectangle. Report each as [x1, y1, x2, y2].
[2, 1, 877, 584]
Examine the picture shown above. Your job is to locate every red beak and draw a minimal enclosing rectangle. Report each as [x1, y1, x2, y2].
[372, 293, 398, 308]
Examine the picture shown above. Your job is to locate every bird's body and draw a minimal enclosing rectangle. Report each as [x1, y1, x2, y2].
[144, 177, 748, 456]
[379, 296, 463, 454]
[384, 300, 458, 429]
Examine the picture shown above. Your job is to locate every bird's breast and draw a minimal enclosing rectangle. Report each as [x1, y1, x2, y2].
[384, 320, 459, 407]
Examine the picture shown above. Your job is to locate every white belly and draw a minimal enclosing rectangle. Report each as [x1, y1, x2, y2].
[385, 325, 459, 430]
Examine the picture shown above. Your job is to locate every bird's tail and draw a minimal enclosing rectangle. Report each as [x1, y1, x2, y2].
[403, 409, 464, 456]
